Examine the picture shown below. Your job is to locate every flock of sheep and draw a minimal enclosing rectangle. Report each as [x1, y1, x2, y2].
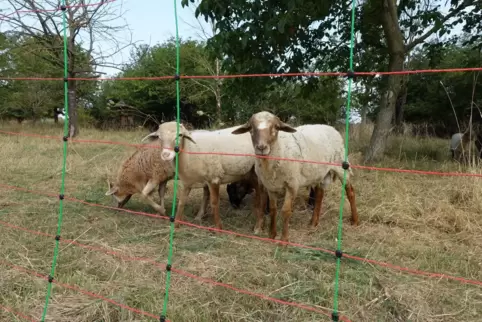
[106, 111, 359, 242]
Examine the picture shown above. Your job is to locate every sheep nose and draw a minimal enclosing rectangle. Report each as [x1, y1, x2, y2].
[256, 144, 267, 151]
[162, 151, 172, 159]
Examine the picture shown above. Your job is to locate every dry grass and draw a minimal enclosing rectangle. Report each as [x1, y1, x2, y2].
[0, 121, 481, 322]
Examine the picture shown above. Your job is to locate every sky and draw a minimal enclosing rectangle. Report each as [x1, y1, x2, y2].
[0, 0, 211, 76]
[95, 0, 211, 76]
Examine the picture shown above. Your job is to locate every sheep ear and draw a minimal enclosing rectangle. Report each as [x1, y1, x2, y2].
[232, 123, 251, 134]
[105, 185, 118, 196]
[141, 132, 159, 143]
[277, 121, 297, 133]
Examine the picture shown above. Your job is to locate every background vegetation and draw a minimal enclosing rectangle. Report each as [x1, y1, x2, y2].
[1, 0, 480, 161]
[0, 0, 482, 321]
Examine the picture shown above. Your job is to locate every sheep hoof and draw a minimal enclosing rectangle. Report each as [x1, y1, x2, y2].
[308, 224, 318, 232]
[253, 227, 262, 235]
[194, 212, 206, 221]
[153, 206, 164, 215]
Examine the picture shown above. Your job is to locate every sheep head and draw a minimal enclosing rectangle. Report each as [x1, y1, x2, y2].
[141, 121, 196, 162]
[105, 179, 129, 205]
[232, 111, 296, 156]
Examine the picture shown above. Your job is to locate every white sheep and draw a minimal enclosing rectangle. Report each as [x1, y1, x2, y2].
[105, 138, 210, 218]
[141, 122, 265, 231]
[232, 111, 359, 242]
[450, 132, 471, 162]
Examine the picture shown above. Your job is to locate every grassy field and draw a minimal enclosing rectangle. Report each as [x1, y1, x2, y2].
[0, 121, 481, 322]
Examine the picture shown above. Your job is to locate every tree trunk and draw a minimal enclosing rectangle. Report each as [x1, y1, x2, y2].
[66, 34, 79, 137]
[360, 86, 370, 125]
[394, 82, 407, 133]
[394, 75, 408, 134]
[364, 0, 405, 162]
[67, 78, 79, 137]
[215, 58, 222, 123]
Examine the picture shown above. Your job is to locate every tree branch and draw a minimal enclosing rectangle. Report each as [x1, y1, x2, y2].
[405, 3, 471, 52]
[24, 0, 54, 36]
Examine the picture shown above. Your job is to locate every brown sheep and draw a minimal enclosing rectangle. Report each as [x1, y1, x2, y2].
[105, 139, 210, 217]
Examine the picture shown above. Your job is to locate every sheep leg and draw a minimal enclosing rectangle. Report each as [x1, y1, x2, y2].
[117, 194, 132, 208]
[157, 181, 167, 212]
[345, 183, 359, 226]
[174, 186, 191, 228]
[280, 188, 296, 242]
[267, 191, 278, 239]
[264, 195, 270, 215]
[194, 185, 210, 221]
[207, 182, 222, 229]
[253, 182, 267, 234]
[309, 186, 324, 228]
[308, 187, 315, 209]
[141, 180, 164, 215]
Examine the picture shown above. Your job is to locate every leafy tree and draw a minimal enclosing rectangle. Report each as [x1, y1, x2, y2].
[97, 38, 222, 128]
[403, 38, 482, 135]
[0, 34, 96, 122]
[1, 0, 131, 137]
[94, 37, 344, 129]
[182, 0, 481, 162]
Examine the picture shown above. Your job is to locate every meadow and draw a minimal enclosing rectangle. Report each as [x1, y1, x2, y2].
[0, 121, 481, 322]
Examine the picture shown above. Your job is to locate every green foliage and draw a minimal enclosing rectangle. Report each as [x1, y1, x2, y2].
[227, 77, 344, 125]
[97, 38, 223, 127]
[0, 34, 61, 120]
[181, 0, 480, 129]
[404, 38, 482, 134]
[89, 36, 344, 128]
[0, 33, 97, 121]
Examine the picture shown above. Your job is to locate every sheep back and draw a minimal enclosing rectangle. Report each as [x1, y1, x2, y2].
[180, 130, 255, 186]
[115, 145, 175, 193]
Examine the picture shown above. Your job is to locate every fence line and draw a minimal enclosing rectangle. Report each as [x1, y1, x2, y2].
[37, 1, 71, 320]
[0, 260, 165, 321]
[1, 129, 481, 178]
[0, 304, 36, 322]
[1, 182, 481, 289]
[1, 0, 481, 321]
[0, 67, 481, 81]
[0, 219, 347, 321]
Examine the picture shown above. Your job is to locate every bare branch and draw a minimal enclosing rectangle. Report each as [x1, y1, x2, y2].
[1, 0, 133, 77]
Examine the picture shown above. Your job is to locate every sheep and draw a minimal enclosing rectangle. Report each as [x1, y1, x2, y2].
[105, 138, 211, 218]
[450, 132, 471, 162]
[106, 132, 257, 219]
[141, 122, 265, 231]
[231, 111, 359, 242]
[450, 131, 482, 162]
[226, 181, 315, 213]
